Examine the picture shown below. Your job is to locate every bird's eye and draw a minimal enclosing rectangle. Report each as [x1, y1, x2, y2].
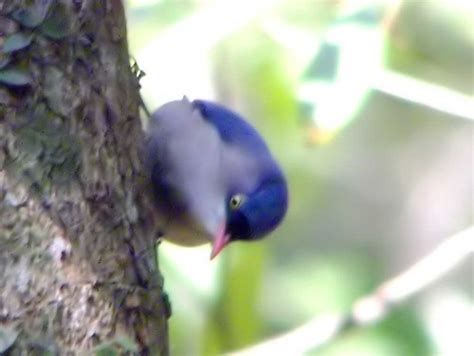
[229, 194, 246, 210]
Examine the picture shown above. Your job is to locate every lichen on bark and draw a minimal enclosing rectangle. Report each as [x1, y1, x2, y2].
[0, 1, 168, 354]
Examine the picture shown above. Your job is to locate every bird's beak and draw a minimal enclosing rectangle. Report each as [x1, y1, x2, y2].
[210, 221, 230, 260]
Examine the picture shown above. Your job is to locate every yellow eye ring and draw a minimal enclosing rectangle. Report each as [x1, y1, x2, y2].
[229, 194, 246, 210]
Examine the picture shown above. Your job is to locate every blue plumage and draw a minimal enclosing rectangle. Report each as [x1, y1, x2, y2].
[146, 97, 288, 258]
[193, 100, 270, 152]
[233, 180, 288, 239]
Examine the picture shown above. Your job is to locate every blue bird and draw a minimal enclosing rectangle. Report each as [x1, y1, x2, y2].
[145, 97, 288, 259]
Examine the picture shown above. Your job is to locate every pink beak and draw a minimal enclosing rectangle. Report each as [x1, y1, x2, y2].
[210, 222, 231, 260]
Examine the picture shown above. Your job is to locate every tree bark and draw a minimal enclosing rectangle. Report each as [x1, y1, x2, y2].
[0, 1, 168, 354]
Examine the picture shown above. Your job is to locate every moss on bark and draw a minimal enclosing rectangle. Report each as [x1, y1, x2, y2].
[0, 1, 168, 354]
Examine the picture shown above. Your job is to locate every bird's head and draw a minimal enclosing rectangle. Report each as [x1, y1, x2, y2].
[211, 177, 288, 259]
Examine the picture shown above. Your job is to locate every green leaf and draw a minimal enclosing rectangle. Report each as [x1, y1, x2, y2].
[40, 4, 70, 40]
[2, 33, 33, 53]
[94, 345, 118, 356]
[11, 1, 52, 28]
[114, 335, 139, 352]
[0, 68, 31, 87]
[92, 335, 139, 355]
[0, 55, 11, 69]
[12, 9, 44, 28]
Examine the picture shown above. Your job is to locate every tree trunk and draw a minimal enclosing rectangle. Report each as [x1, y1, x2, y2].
[0, 1, 169, 354]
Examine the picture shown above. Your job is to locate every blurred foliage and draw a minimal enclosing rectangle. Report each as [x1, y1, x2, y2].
[126, 1, 472, 355]
[388, 0, 474, 93]
[203, 245, 265, 354]
[125, 0, 196, 48]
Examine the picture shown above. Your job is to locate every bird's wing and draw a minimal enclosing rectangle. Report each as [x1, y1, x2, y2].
[192, 100, 270, 195]
[147, 99, 227, 238]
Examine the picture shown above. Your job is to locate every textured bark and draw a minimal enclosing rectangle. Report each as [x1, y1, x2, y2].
[0, 1, 168, 354]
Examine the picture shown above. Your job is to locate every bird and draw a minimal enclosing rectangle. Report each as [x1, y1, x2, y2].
[145, 97, 288, 259]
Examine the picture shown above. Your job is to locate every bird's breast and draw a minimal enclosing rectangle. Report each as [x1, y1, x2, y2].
[163, 217, 212, 246]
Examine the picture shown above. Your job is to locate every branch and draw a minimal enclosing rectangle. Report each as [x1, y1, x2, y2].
[372, 70, 474, 121]
[260, 16, 473, 122]
[231, 226, 474, 355]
